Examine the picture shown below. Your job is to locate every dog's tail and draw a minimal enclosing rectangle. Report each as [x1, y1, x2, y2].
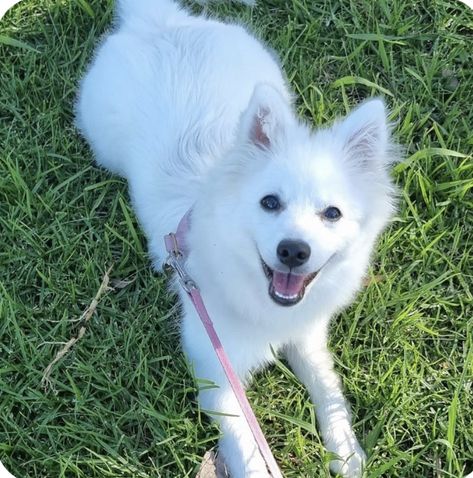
[117, 0, 254, 30]
[116, 0, 188, 29]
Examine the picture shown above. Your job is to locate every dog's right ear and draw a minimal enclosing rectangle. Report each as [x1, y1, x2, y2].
[335, 98, 392, 170]
[238, 84, 293, 151]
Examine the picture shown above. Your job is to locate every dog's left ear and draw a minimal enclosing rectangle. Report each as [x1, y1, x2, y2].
[336, 98, 390, 168]
[238, 83, 294, 151]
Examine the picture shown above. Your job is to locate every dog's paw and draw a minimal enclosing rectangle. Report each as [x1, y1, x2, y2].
[327, 440, 366, 478]
[219, 440, 272, 478]
[234, 460, 272, 478]
[246, 470, 272, 478]
[228, 463, 272, 478]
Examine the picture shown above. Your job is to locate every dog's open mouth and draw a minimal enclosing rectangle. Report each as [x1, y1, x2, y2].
[261, 259, 318, 306]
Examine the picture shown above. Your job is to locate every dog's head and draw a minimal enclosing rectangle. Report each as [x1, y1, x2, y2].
[197, 84, 397, 309]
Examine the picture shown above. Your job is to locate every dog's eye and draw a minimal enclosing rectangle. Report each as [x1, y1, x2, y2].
[323, 206, 342, 221]
[260, 195, 281, 211]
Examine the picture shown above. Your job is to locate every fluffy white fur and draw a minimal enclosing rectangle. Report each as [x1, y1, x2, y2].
[76, 1, 397, 476]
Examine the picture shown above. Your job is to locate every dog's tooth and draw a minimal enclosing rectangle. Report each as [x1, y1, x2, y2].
[274, 290, 298, 300]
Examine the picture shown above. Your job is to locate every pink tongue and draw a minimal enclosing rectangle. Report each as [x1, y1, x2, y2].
[272, 271, 306, 297]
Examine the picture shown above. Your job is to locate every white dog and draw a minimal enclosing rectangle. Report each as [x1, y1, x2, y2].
[76, 0, 397, 476]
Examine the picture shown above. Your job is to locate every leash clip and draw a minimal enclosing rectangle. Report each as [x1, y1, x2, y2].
[165, 233, 198, 293]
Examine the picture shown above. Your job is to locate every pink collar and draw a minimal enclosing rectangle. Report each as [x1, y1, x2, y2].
[165, 209, 192, 258]
[164, 210, 282, 477]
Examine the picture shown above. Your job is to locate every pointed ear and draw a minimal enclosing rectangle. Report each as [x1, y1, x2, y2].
[336, 98, 390, 167]
[238, 83, 293, 150]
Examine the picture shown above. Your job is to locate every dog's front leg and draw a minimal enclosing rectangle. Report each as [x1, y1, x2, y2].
[285, 332, 366, 478]
[183, 315, 271, 478]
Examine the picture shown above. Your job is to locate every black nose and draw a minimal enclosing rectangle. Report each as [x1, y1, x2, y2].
[277, 239, 311, 268]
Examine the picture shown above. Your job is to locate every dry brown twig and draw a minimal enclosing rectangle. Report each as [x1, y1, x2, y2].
[196, 451, 229, 478]
[41, 265, 113, 391]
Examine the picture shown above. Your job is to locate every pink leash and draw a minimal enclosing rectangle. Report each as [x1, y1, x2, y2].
[164, 212, 283, 478]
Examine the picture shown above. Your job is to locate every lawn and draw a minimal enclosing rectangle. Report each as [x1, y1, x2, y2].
[0, 0, 472, 477]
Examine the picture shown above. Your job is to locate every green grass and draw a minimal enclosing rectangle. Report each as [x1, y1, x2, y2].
[1, 0, 472, 477]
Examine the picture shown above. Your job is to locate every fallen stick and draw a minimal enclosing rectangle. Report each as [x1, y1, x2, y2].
[196, 451, 229, 478]
[41, 265, 113, 391]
